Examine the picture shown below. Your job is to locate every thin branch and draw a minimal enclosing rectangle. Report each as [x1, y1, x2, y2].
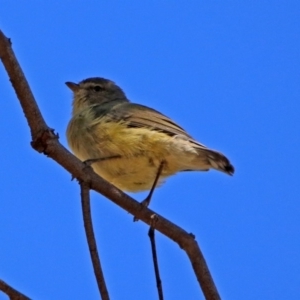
[0, 33, 47, 139]
[0, 29, 221, 300]
[148, 227, 164, 300]
[80, 181, 110, 300]
[0, 279, 31, 300]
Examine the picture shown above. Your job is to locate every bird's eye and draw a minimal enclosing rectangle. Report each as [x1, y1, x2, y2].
[93, 85, 103, 92]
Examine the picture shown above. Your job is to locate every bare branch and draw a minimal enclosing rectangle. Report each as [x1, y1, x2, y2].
[148, 226, 164, 300]
[0, 32, 47, 139]
[0, 29, 221, 300]
[80, 181, 110, 300]
[0, 279, 31, 300]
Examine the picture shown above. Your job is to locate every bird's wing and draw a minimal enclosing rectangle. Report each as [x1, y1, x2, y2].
[96, 102, 208, 149]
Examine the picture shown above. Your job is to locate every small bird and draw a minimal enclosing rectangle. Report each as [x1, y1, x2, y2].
[66, 77, 234, 200]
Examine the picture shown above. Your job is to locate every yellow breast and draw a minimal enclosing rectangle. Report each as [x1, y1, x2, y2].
[66, 108, 197, 192]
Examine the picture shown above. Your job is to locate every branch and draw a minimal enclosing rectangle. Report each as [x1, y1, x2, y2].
[0, 279, 31, 300]
[0, 30, 221, 300]
[148, 226, 164, 300]
[80, 181, 110, 300]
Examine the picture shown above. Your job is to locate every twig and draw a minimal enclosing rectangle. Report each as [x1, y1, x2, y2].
[80, 181, 110, 300]
[148, 226, 164, 300]
[0, 29, 221, 300]
[0, 279, 31, 300]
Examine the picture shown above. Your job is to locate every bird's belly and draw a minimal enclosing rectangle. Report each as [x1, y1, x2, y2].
[92, 146, 197, 192]
[93, 156, 163, 192]
[67, 118, 198, 192]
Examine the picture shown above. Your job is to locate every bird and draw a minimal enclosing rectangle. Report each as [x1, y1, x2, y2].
[66, 77, 234, 203]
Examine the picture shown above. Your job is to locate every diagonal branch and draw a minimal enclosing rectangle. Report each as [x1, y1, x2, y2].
[0, 29, 221, 300]
[0, 279, 31, 300]
[80, 181, 110, 300]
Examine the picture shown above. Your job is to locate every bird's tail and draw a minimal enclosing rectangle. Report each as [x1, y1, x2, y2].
[193, 147, 235, 175]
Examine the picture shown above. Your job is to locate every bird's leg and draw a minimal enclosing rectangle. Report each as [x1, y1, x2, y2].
[142, 160, 165, 207]
[84, 155, 122, 166]
[71, 155, 122, 181]
[134, 163, 165, 298]
[133, 160, 165, 222]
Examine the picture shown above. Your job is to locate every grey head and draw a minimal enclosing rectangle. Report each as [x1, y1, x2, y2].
[66, 77, 129, 113]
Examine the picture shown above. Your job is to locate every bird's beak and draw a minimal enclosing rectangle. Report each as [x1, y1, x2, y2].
[65, 81, 80, 92]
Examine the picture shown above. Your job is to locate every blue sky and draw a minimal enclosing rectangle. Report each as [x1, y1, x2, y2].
[1, 1, 299, 299]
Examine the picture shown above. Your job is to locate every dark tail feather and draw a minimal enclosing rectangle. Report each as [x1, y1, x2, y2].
[207, 149, 234, 175]
[196, 148, 235, 175]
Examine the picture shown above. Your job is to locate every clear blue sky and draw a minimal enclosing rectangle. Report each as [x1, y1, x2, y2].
[1, 1, 299, 299]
